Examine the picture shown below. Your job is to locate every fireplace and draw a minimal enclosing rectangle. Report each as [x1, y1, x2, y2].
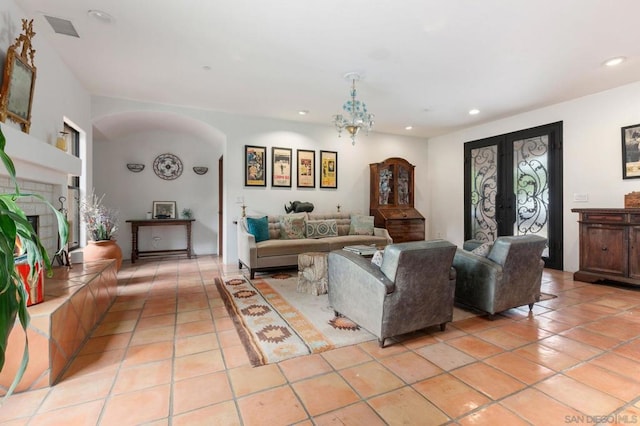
[27, 215, 39, 236]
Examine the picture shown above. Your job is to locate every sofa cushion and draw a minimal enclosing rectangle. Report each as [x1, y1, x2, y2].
[305, 219, 338, 239]
[471, 242, 493, 257]
[280, 213, 306, 239]
[246, 216, 270, 242]
[257, 238, 330, 257]
[308, 213, 351, 236]
[349, 214, 375, 236]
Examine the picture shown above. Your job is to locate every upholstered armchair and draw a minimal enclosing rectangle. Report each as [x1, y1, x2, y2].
[327, 240, 457, 348]
[452, 235, 547, 318]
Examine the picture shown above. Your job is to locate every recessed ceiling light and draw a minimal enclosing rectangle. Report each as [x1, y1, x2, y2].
[298, 110, 309, 115]
[469, 109, 480, 115]
[405, 126, 413, 130]
[87, 9, 114, 23]
[603, 56, 626, 67]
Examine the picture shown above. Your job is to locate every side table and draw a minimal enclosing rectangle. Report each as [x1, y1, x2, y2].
[297, 252, 328, 295]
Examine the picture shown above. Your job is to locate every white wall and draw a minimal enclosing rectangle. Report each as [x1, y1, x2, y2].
[427, 80, 640, 272]
[91, 96, 428, 263]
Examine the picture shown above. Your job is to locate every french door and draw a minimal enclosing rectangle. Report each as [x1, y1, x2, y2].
[464, 122, 563, 269]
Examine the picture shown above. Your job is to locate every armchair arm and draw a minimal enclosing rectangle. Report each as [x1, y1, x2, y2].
[237, 219, 257, 268]
[453, 248, 503, 284]
[462, 239, 485, 251]
[374, 227, 393, 244]
[328, 250, 395, 294]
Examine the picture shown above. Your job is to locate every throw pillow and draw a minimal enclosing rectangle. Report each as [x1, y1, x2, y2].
[349, 214, 375, 236]
[471, 242, 493, 257]
[371, 250, 384, 267]
[305, 219, 338, 239]
[280, 215, 306, 239]
[246, 216, 270, 243]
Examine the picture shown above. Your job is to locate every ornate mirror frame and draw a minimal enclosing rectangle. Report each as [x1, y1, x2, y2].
[0, 19, 37, 134]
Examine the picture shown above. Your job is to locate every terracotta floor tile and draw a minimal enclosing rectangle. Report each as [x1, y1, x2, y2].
[173, 349, 225, 381]
[414, 342, 476, 371]
[175, 319, 216, 338]
[501, 387, 583, 424]
[122, 340, 174, 366]
[278, 353, 333, 382]
[357, 339, 407, 358]
[176, 308, 212, 324]
[473, 327, 532, 349]
[172, 400, 241, 426]
[217, 328, 242, 348]
[484, 352, 555, 384]
[560, 326, 622, 350]
[514, 343, 581, 371]
[399, 333, 440, 349]
[172, 371, 233, 415]
[590, 352, 640, 381]
[539, 334, 603, 360]
[101, 309, 140, 323]
[458, 403, 529, 426]
[321, 345, 372, 370]
[380, 351, 443, 383]
[92, 319, 137, 337]
[447, 335, 504, 359]
[175, 332, 219, 357]
[613, 339, 640, 362]
[38, 370, 115, 413]
[28, 400, 103, 426]
[129, 325, 175, 346]
[368, 386, 449, 425]
[0, 388, 50, 422]
[292, 373, 360, 416]
[534, 375, 624, 414]
[583, 316, 640, 340]
[61, 348, 125, 380]
[221, 344, 251, 368]
[313, 402, 387, 426]
[214, 316, 235, 332]
[77, 332, 132, 355]
[452, 362, 526, 400]
[112, 359, 172, 394]
[565, 363, 640, 401]
[136, 313, 175, 330]
[237, 386, 307, 425]
[413, 374, 491, 418]
[521, 315, 575, 334]
[228, 364, 287, 397]
[100, 384, 171, 425]
[339, 361, 404, 398]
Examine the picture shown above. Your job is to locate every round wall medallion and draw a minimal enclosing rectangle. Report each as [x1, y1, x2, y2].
[153, 153, 183, 180]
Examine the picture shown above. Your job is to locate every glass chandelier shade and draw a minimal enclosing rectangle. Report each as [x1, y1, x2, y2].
[332, 73, 374, 145]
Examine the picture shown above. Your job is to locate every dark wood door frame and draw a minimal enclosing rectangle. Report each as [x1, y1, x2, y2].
[218, 155, 223, 257]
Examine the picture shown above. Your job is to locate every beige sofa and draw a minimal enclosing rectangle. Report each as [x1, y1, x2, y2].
[237, 212, 392, 279]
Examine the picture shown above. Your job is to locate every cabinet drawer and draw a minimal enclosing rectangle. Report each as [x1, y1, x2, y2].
[583, 213, 625, 223]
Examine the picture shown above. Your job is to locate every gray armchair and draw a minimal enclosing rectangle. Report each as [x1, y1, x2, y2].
[328, 240, 457, 348]
[453, 235, 547, 318]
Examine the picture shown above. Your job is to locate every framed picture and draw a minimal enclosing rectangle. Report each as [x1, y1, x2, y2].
[622, 124, 640, 179]
[245, 145, 267, 186]
[272, 147, 292, 187]
[297, 149, 315, 188]
[0, 19, 37, 134]
[153, 201, 177, 219]
[320, 150, 338, 188]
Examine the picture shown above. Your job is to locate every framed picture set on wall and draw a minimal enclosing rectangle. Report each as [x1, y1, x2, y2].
[297, 149, 315, 188]
[245, 145, 267, 186]
[320, 150, 338, 188]
[271, 147, 292, 187]
[622, 123, 640, 179]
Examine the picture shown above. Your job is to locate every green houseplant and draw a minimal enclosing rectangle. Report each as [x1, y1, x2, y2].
[80, 192, 122, 269]
[0, 125, 68, 398]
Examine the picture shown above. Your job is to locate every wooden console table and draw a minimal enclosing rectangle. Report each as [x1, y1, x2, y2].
[126, 219, 195, 263]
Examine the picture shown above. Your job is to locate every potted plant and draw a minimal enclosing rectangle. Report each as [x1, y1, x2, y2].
[80, 192, 122, 269]
[0, 125, 68, 398]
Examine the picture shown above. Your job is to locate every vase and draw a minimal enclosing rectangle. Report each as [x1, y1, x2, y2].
[84, 239, 123, 270]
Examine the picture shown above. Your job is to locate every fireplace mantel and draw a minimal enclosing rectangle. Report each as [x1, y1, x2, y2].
[1, 125, 81, 186]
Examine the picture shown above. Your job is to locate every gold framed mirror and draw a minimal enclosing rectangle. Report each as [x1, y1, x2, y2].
[0, 19, 37, 134]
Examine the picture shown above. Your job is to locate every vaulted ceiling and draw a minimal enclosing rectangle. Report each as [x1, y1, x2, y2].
[15, 0, 640, 139]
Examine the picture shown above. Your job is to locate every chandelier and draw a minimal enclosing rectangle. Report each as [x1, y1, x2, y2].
[332, 72, 375, 145]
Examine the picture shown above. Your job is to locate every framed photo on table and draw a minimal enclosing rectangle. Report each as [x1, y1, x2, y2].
[297, 149, 315, 188]
[272, 147, 292, 187]
[245, 145, 267, 186]
[320, 150, 338, 188]
[622, 123, 640, 179]
[152, 201, 177, 219]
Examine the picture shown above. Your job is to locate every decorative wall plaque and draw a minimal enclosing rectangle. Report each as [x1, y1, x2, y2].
[153, 153, 183, 180]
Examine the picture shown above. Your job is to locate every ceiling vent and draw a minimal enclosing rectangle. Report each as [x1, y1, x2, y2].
[44, 16, 79, 38]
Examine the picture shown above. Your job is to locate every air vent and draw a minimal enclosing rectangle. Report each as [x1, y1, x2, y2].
[44, 15, 79, 38]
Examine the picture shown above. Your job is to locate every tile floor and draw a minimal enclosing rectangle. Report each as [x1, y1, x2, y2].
[1, 256, 640, 425]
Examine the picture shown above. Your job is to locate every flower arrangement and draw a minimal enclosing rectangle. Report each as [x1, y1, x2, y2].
[80, 192, 118, 241]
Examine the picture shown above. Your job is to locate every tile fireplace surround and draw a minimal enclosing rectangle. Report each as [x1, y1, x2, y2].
[0, 260, 118, 394]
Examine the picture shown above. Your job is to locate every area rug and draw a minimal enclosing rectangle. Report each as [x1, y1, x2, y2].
[215, 271, 547, 366]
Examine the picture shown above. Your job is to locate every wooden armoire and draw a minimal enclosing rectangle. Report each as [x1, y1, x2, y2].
[369, 157, 425, 243]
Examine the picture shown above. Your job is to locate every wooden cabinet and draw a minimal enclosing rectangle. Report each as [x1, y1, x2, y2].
[572, 208, 640, 286]
[370, 158, 425, 243]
